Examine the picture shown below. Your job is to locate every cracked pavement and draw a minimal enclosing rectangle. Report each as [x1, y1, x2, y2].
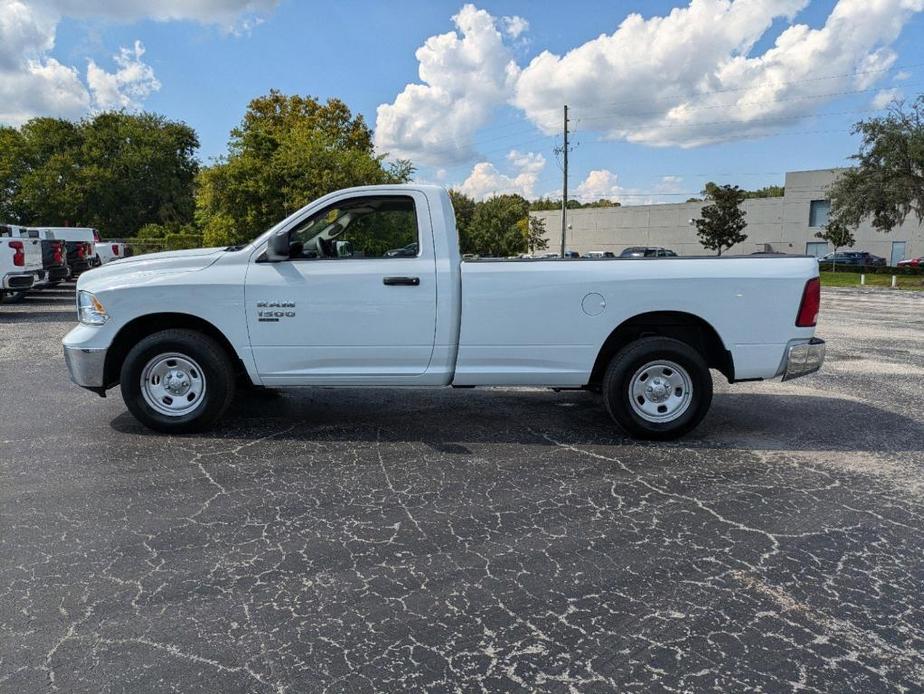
[1, 285, 923, 692]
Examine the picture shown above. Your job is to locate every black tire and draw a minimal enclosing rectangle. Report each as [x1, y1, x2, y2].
[602, 336, 713, 440]
[1, 290, 27, 304]
[120, 329, 235, 433]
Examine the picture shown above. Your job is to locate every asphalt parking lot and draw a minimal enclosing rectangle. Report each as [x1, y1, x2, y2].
[2, 285, 923, 692]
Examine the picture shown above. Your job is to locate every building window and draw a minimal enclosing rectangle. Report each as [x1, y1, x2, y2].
[809, 199, 830, 227]
[805, 241, 828, 258]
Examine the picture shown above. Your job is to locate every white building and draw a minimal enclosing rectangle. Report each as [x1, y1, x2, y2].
[532, 169, 923, 265]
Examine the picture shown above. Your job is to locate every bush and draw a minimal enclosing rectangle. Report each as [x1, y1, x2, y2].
[817, 262, 923, 275]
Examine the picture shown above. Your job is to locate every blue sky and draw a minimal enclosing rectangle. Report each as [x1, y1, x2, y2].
[15, 1, 924, 202]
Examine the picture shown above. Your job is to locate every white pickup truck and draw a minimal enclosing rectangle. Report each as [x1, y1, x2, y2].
[1, 226, 43, 301]
[63, 185, 825, 439]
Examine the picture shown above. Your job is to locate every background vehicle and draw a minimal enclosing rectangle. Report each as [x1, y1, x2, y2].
[620, 247, 678, 258]
[35, 227, 95, 278]
[64, 185, 824, 440]
[4, 226, 69, 288]
[585, 251, 616, 258]
[897, 256, 922, 268]
[818, 251, 886, 266]
[0, 229, 42, 302]
[93, 229, 127, 265]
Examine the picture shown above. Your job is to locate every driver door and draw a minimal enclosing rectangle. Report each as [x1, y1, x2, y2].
[245, 191, 438, 384]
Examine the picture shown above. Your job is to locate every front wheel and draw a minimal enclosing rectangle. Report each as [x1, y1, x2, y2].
[120, 329, 236, 433]
[602, 336, 713, 440]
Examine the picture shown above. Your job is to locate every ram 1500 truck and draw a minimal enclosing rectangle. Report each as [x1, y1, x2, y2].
[63, 185, 825, 439]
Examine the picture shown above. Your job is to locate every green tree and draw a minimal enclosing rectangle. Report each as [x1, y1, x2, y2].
[0, 113, 198, 236]
[520, 215, 548, 253]
[197, 90, 413, 246]
[815, 220, 855, 271]
[695, 184, 748, 255]
[467, 194, 530, 257]
[701, 181, 784, 200]
[828, 96, 924, 232]
[449, 189, 476, 249]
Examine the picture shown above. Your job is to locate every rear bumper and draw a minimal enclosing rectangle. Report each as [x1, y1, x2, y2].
[68, 260, 91, 275]
[3, 272, 35, 290]
[64, 345, 107, 390]
[780, 338, 826, 381]
[48, 266, 69, 281]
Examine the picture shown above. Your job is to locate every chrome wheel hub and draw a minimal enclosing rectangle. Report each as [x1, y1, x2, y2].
[629, 360, 693, 423]
[140, 353, 206, 417]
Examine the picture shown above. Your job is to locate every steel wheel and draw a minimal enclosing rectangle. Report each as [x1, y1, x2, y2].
[628, 359, 693, 423]
[140, 352, 207, 417]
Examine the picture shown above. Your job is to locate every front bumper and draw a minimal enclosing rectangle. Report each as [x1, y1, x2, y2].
[780, 337, 826, 381]
[64, 345, 107, 390]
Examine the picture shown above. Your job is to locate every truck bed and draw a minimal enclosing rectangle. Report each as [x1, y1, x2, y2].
[454, 255, 819, 385]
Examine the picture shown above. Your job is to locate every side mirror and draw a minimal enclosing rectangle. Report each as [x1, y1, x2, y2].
[265, 232, 290, 261]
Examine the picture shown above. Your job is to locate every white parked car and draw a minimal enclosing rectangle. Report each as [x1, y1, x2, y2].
[63, 185, 825, 439]
[585, 251, 616, 258]
[0, 226, 42, 300]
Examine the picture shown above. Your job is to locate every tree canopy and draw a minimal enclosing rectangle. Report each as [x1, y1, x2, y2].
[455, 192, 530, 257]
[0, 112, 198, 236]
[695, 184, 748, 255]
[197, 90, 413, 246]
[828, 96, 924, 232]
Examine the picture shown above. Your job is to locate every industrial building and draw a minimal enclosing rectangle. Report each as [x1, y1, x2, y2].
[531, 169, 923, 265]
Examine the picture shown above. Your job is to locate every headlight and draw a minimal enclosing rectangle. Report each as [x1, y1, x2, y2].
[77, 291, 109, 325]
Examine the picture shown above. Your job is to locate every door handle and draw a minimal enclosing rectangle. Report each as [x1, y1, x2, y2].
[383, 276, 420, 286]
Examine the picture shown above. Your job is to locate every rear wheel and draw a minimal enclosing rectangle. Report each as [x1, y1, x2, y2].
[602, 336, 712, 440]
[120, 329, 235, 433]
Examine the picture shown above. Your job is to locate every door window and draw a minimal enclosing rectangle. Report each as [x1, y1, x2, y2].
[287, 196, 418, 260]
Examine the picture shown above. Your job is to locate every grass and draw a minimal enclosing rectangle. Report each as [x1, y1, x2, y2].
[819, 271, 924, 291]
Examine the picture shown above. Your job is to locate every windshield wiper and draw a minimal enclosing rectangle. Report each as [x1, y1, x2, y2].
[225, 244, 246, 252]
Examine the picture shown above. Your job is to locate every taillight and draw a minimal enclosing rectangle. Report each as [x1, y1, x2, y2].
[10, 240, 24, 266]
[53, 241, 63, 264]
[796, 277, 820, 327]
[112, 244, 120, 255]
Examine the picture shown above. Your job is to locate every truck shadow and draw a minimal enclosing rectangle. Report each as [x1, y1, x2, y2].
[111, 388, 923, 453]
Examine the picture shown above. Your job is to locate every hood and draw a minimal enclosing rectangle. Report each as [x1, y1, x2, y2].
[78, 246, 228, 292]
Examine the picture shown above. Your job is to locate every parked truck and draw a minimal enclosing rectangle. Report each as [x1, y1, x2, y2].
[63, 185, 825, 439]
[35, 227, 94, 278]
[0, 226, 42, 302]
[92, 229, 127, 265]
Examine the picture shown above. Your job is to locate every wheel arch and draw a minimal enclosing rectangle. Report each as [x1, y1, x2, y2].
[588, 311, 734, 387]
[103, 312, 249, 388]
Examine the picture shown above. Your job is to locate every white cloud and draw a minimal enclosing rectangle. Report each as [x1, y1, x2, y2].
[513, 0, 923, 147]
[0, 0, 275, 124]
[872, 87, 902, 109]
[893, 69, 911, 81]
[458, 149, 545, 200]
[87, 40, 160, 110]
[374, 3, 519, 165]
[502, 15, 529, 39]
[575, 169, 624, 202]
[45, 1, 278, 31]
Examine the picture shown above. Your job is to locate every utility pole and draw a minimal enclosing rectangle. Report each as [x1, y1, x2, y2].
[560, 104, 569, 257]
